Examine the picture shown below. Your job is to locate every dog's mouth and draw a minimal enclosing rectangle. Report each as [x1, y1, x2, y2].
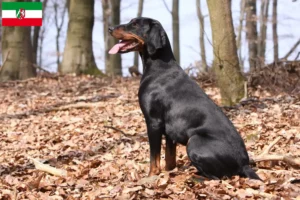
[109, 39, 140, 54]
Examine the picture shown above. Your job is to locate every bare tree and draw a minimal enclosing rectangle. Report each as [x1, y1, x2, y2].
[102, 0, 110, 75]
[196, 0, 208, 72]
[0, 2, 2, 65]
[172, 0, 180, 64]
[206, 0, 245, 105]
[60, 0, 101, 75]
[236, 0, 246, 69]
[132, 0, 144, 73]
[258, 0, 270, 64]
[246, 0, 258, 72]
[53, 0, 67, 69]
[32, 0, 48, 65]
[103, 0, 122, 76]
[272, 0, 278, 64]
[108, 0, 122, 76]
[162, 0, 180, 64]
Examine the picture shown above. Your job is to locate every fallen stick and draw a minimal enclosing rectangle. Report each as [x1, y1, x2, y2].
[252, 137, 300, 169]
[246, 188, 276, 199]
[47, 102, 103, 112]
[27, 156, 67, 177]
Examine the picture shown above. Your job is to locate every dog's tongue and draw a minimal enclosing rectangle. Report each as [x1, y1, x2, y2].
[109, 41, 130, 54]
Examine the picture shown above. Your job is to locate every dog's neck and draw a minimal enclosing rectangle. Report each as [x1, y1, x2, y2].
[139, 41, 176, 73]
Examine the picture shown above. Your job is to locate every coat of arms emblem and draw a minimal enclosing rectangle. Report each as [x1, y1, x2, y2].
[16, 8, 25, 20]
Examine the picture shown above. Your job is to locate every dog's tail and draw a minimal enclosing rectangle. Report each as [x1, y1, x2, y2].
[241, 165, 262, 181]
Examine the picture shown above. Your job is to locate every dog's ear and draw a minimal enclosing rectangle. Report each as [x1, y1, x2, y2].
[146, 21, 167, 56]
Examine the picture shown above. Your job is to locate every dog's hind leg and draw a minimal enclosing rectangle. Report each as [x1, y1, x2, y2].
[186, 135, 220, 180]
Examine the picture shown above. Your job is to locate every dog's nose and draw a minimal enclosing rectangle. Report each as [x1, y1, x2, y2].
[108, 27, 114, 33]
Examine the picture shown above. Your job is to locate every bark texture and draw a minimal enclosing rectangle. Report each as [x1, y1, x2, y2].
[105, 0, 122, 76]
[102, 0, 110, 75]
[272, 0, 278, 64]
[1, 26, 35, 81]
[206, 0, 245, 106]
[133, 0, 144, 71]
[172, 0, 180, 64]
[196, 0, 208, 72]
[60, 0, 101, 75]
[236, 0, 245, 69]
[258, 0, 270, 64]
[246, 0, 258, 72]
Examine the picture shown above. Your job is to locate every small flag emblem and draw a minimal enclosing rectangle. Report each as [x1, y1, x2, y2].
[2, 2, 42, 26]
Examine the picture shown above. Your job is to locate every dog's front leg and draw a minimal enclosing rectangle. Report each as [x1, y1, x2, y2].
[147, 125, 162, 176]
[165, 135, 177, 171]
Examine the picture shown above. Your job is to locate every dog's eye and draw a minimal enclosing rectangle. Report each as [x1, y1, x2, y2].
[132, 22, 137, 27]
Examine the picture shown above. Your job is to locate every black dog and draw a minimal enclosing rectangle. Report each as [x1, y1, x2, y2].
[108, 17, 260, 180]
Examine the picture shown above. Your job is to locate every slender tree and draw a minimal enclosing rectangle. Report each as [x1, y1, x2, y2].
[258, 0, 270, 64]
[106, 0, 122, 76]
[272, 0, 278, 64]
[0, 2, 2, 64]
[60, 0, 101, 75]
[246, 0, 258, 72]
[172, 0, 180, 64]
[53, 0, 67, 69]
[206, 0, 245, 106]
[196, 0, 208, 72]
[132, 0, 144, 72]
[32, 0, 48, 65]
[102, 0, 110, 75]
[162, 0, 180, 64]
[236, 0, 245, 69]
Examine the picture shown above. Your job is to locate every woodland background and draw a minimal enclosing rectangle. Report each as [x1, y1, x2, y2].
[0, 0, 300, 199]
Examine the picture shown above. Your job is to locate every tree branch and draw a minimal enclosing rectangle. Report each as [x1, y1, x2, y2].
[252, 137, 300, 169]
[161, 0, 172, 14]
[281, 38, 300, 60]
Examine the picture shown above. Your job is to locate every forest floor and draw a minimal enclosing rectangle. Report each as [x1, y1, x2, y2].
[0, 75, 299, 199]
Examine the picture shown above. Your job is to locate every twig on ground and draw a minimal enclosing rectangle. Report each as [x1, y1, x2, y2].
[246, 188, 276, 199]
[27, 156, 67, 177]
[252, 137, 300, 169]
[104, 125, 127, 136]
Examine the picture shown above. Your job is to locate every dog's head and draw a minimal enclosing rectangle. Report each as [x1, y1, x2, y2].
[108, 17, 167, 56]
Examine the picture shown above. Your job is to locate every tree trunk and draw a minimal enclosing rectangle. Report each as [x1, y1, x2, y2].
[196, 0, 208, 72]
[32, 0, 48, 65]
[106, 0, 122, 76]
[236, 0, 246, 70]
[133, 0, 144, 71]
[54, 0, 67, 70]
[246, 0, 258, 72]
[0, 2, 2, 62]
[258, 0, 270, 65]
[172, 0, 180, 64]
[206, 0, 245, 106]
[1, 26, 35, 81]
[102, 0, 110, 75]
[272, 0, 278, 64]
[60, 0, 102, 75]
